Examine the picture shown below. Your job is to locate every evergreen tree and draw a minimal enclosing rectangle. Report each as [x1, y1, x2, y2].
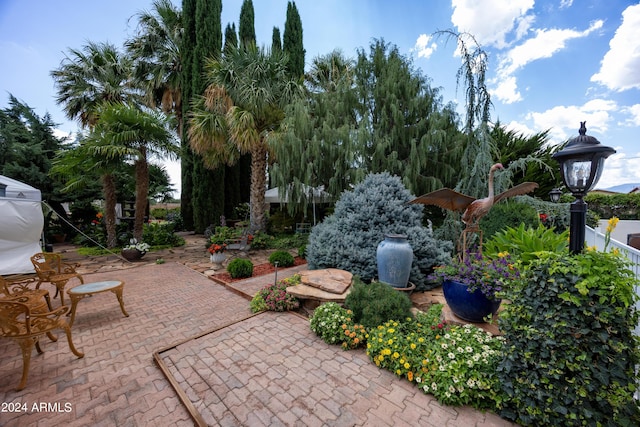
[283, 1, 305, 79]
[238, 0, 255, 49]
[182, 0, 225, 233]
[180, 0, 196, 229]
[271, 27, 282, 53]
[223, 23, 237, 55]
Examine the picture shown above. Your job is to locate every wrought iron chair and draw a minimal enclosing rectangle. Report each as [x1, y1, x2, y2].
[30, 253, 84, 306]
[0, 276, 53, 312]
[0, 298, 84, 390]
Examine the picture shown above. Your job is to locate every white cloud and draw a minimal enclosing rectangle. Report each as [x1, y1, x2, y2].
[413, 34, 438, 59]
[492, 76, 522, 104]
[560, 0, 574, 9]
[451, 0, 535, 48]
[497, 20, 603, 78]
[622, 104, 640, 126]
[525, 99, 618, 143]
[597, 151, 640, 189]
[492, 20, 603, 104]
[591, 4, 640, 91]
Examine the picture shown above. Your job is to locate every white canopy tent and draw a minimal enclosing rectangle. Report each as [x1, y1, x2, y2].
[0, 175, 44, 275]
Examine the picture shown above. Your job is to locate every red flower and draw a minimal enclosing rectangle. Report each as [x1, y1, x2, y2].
[539, 213, 548, 222]
[208, 243, 227, 254]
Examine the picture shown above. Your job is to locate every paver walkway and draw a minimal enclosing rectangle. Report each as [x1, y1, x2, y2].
[1, 238, 517, 426]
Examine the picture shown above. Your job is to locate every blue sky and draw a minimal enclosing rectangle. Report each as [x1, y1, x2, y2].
[1, 0, 639, 194]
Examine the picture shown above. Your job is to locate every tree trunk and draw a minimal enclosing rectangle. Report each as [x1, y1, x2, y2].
[134, 147, 149, 241]
[102, 173, 118, 249]
[249, 142, 267, 232]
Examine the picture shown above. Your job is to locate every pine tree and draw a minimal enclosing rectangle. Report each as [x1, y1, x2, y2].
[283, 1, 305, 79]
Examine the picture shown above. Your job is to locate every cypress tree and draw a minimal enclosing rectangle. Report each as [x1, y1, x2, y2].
[234, 0, 255, 211]
[185, 0, 225, 233]
[272, 27, 282, 53]
[283, 1, 305, 79]
[180, 0, 196, 230]
[223, 23, 237, 56]
[238, 0, 255, 49]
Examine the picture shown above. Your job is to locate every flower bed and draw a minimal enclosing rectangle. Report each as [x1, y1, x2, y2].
[213, 257, 307, 283]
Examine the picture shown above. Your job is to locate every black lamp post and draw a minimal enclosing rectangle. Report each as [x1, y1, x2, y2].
[552, 122, 615, 254]
[549, 188, 562, 203]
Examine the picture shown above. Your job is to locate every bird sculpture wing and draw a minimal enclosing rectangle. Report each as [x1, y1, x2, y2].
[493, 182, 539, 204]
[409, 188, 477, 212]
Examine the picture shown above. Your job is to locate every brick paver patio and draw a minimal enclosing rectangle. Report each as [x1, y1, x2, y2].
[1, 241, 517, 426]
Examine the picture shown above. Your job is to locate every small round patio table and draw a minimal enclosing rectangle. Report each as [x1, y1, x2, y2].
[67, 280, 129, 326]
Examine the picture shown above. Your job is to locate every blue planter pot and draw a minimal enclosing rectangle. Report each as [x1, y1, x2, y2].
[376, 234, 413, 288]
[442, 279, 501, 323]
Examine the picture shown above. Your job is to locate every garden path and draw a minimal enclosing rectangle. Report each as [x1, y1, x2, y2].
[0, 233, 513, 426]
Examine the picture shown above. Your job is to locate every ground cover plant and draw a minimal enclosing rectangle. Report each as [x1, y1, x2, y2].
[309, 302, 367, 350]
[250, 274, 301, 312]
[497, 249, 640, 426]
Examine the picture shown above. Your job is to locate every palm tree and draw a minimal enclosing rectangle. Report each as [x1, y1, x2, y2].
[188, 46, 302, 232]
[51, 41, 139, 128]
[51, 140, 121, 248]
[126, 0, 184, 136]
[87, 103, 179, 240]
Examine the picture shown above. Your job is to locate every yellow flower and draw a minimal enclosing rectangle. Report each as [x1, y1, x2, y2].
[410, 343, 417, 350]
[393, 352, 400, 359]
[404, 362, 410, 369]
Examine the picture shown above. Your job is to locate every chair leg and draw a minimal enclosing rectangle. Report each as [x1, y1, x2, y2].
[61, 324, 84, 358]
[46, 331, 58, 342]
[44, 294, 53, 311]
[16, 338, 34, 391]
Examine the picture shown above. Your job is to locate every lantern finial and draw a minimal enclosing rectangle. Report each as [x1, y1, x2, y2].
[579, 121, 586, 136]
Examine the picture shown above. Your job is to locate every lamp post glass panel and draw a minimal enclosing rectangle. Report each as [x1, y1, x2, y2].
[552, 122, 615, 254]
[549, 188, 562, 203]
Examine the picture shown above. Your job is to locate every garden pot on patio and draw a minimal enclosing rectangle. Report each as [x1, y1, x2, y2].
[210, 252, 226, 270]
[442, 279, 501, 323]
[122, 248, 145, 262]
[376, 234, 413, 288]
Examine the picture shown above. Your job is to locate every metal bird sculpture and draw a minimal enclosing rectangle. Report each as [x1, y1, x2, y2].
[410, 163, 539, 232]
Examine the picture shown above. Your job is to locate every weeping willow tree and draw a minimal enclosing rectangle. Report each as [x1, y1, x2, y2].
[270, 41, 464, 217]
[434, 31, 553, 246]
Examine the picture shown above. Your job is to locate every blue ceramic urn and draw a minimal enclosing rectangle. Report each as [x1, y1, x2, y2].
[376, 234, 413, 288]
[442, 279, 502, 323]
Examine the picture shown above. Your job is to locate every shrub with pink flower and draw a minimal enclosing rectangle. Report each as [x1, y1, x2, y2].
[255, 274, 301, 312]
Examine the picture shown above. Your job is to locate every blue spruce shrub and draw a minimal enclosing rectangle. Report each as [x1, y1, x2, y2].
[307, 172, 452, 290]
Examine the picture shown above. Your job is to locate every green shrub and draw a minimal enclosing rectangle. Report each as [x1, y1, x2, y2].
[298, 244, 307, 258]
[249, 231, 273, 249]
[307, 172, 452, 290]
[268, 250, 295, 267]
[253, 274, 300, 312]
[309, 302, 367, 350]
[480, 200, 539, 241]
[227, 258, 254, 279]
[497, 250, 640, 426]
[142, 222, 184, 247]
[150, 208, 167, 219]
[483, 223, 568, 265]
[249, 294, 267, 313]
[344, 278, 414, 329]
